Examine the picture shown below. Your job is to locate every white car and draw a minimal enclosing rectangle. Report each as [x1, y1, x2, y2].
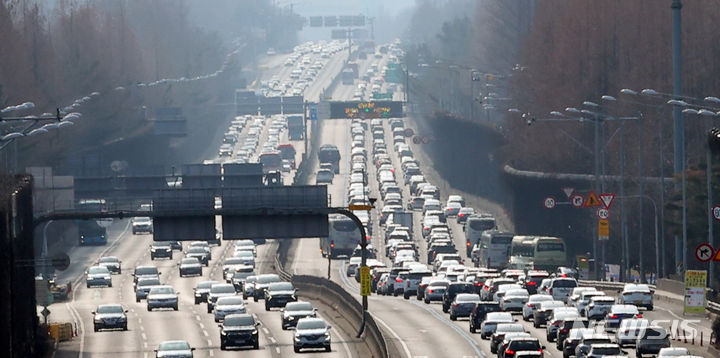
[494, 283, 523, 302]
[586, 296, 616, 320]
[576, 290, 605, 315]
[154, 340, 194, 358]
[499, 289, 530, 311]
[213, 296, 246, 322]
[548, 278, 578, 302]
[523, 294, 554, 321]
[293, 317, 332, 353]
[657, 347, 690, 357]
[615, 318, 650, 347]
[619, 283, 654, 310]
[146, 285, 179, 311]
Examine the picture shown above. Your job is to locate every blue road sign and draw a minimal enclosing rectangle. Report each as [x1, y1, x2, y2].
[309, 105, 318, 121]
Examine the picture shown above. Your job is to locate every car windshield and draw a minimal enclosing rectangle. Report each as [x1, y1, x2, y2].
[197, 281, 217, 289]
[138, 278, 160, 287]
[456, 294, 481, 302]
[225, 258, 244, 265]
[591, 347, 621, 355]
[181, 258, 199, 264]
[152, 243, 170, 248]
[150, 287, 174, 294]
[217, 297, 244, 305]
[188, 247, 205, 253]
[88, 267, 109, 275]
[257, 275, 281, 284]
[98, 257, 118, 263]
[287, 302, 314, 311]
[224, 315, 255, 327]
[211, 284, 236, 293]
[268, 282, 294, 291]
[511, 340, 540, 350]
[97, 305, 124, 314]
[135, 267, 158, 275]
[158, 341, 190, 351]
[297, 319, 327, 330]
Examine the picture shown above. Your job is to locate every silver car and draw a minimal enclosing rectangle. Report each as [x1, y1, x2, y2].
[86, 266, 112, 288]
[480, 312, 514, 339]
[213, 296, 246, 322]
[293, 317, 332, 353]
[147, 285, 179, 311]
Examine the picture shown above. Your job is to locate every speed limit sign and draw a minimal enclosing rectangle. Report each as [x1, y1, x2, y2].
[713, 205, 720, 221]
[597, 208, 609, 219]
[544, 196, 556, 209]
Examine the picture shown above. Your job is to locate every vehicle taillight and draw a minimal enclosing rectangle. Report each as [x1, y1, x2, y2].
[527, 303, 533, 307]
[505, 350, 514, 356]
[396, 278, 403, 282]
[561, 274, 567, 277]
[560, 328, 569, 334]
[452, 303, 459, 307]
[475, 282, 483, 286]
[609, 314, 618, 319]
[484, 286, 489, 290]
[636, 314, 642, 318]
[428, 289, 434, 294]
[466, 241, 471, 247]
[527, 281, 537, 286]
[330, 240, 335, 248]
[459, 214, 465, 217]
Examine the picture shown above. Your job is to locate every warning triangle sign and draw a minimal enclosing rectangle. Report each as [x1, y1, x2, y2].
[584, 191, 601, 207]
[714, 248, 720, 262]
[599, 193, 616, 209]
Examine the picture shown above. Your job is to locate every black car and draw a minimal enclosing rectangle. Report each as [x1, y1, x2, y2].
[92, 304, 128, 331]
[264, 282, 297, 310]
[427, 243, 457, 263]
[150, 242, 172, 260]
[442, 282, 476, 313]
[555, 319, 589, 350]
[449, 293, 481, 320]
[280, 301, 317, 330]
[469, 302, 501, 333]
[521, 274, 549, 295]
[219, 313, 260, 350]
[178, 257, 203, 277]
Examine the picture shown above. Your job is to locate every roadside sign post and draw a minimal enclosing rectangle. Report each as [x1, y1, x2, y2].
[598, 219, 609, 241]
[684, 270, 707, 314]
[359, 266, 371, 296]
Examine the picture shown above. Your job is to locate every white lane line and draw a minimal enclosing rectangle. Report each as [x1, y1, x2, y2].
[141, 332, 147, 340]
[207, 339, 212, 346]
[209, 350, 214, 357]
[199, 323, 205, 329]
[371, 315, 412, 358]
[269, 337, 277, 344]
[262, 327, 270, 335]
[143, 342, 147, 349]
[143, 352, 148, 358]
[203, 330, 209, 337]
[408, 299, 486, 358]
[195, 315, 201, 321]
[275, 347, 281, 354]
[329, 320, 353, 358]
[137, 318, 142, 324]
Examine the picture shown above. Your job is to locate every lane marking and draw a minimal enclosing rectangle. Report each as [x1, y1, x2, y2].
[372, 315, 412, 358]
[263, 327, 270, 335]
[269, 336, 277, 344]
[141, 332, 147, 340]
[203, 330, 209, 337]
[275, 347, 281, 354]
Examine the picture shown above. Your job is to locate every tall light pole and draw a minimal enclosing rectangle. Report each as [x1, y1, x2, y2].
[671, 0, 685, 274]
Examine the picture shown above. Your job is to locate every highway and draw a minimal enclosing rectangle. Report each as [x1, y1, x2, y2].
[46, 40, 710, 358]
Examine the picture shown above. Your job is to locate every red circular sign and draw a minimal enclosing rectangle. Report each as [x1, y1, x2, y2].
[695, 243, 714, 262]
[543, 196, 556, 209]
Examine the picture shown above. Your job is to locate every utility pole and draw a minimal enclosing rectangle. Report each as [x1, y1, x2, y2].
[593, 114, 601, 280]
[671, 0, 686, 275]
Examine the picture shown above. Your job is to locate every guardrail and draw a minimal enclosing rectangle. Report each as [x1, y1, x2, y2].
[273, 243, 389, 358]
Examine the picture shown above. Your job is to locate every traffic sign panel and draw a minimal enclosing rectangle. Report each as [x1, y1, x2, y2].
[696, 243, 714, 262]
[597, 208, 609, 219]
[360, 266, 371, 296]
[599, 193, 616, 209]
[713, 206, 720, 221]
[562, 187, 575, 198]
[598, 219, 609, 240]
[570, 194, 584, 208]
[543, 196, 556, 209]
[584, 191, 601, 207]
[349, 204, 372, 211]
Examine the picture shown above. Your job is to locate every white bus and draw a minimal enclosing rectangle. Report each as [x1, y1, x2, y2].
[509, 236, 566, 271]
[320, 215, 361, 259]
[463, 214, 497, 256]
[474, 230, 514, 269]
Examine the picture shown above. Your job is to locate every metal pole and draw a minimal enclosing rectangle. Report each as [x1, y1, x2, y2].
[620, 125, 628, 280]
[707, 116, 714, 286]
[654, 200, 660, 284]
[593, 116, 601, 279]
[471, 75, 475, 120]
[671, 0, 685, 274]
[638, 119, 645, 283]
[658, 107, 667, 277]
[303, 101, 308, 158]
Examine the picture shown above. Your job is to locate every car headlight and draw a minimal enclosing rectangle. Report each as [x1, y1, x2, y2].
[325, 332, 331, 338]
[220, 330, 226, 336]
[94, 317, 102, 322]
[104, 276, 111, 280]
[252, 329, 258, 335]
[287, 316, 295, 320]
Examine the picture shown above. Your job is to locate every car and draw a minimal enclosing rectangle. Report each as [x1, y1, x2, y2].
[185, 247, 210, 266]
[403, 269, 432, 299]
[481, 278, 516, 301]
[532, 300, 565, 327]
[603, 304, 641, 331]
[575, 334, 612, 358]
[635, 326, 670, 357]
[449, 293, 481, 320]
[490, 323, 526, 353]
[568, 287, 598, 305]
[265, 281, 297, 310]
[523, 294, 554, 320]
[223, 257, 249, 281]
[456, 207, 475, 223]
[585, 343, 625, 358]
[154, 340, 195, 358]
[135, 277, 161, 302]
[546, 308, 580, 341]
[494, 283, 523, 302]
[281, 301, 317, 329]
[468, 301, 501, 333]
[293, 317, 332, 353]
[86, 266, 112, 288]
[243, 276, 257, 300]
[146, 285, 179, 311]
[316, 169, 334, 184]
[575, 290, 605, 315]
[213, 296, 246, 322]
[555, 266, 579, 279]
[97, 256, 121, 274]
[548, 278, 578, 302]
[219, 313, 260, 350]
[377, 273, 392, 295]
[193, 280, 219, 304]
[555, 318, 590, 349]
[132, 216, 153, 234]
[562, 328, 595, 358]
[618, 283, 654, 310]
[500, 337, 544, 358]
[207, 283, 237, 313]
[424, 279, 450, 303]
[615, 318, 650, 346]
[520, 271, 549, 295]
[253, 274, 282, 302]
[132, 265, 160, 289]
[480, 312, 514, 339]
[347, 257, 361, 277]
[586, 296, 616, 320]
[178, 257, 202, 277]
[232, 251, 255, 267]
[230, 266, 255, 291]
[443, 282, 476, 312]
[657, 347, 690, 357]
[444, 202, 462, 217]
[150, 242, 173, 260]
[500, 289, 530, 311]
[92, 304, 128, 331]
